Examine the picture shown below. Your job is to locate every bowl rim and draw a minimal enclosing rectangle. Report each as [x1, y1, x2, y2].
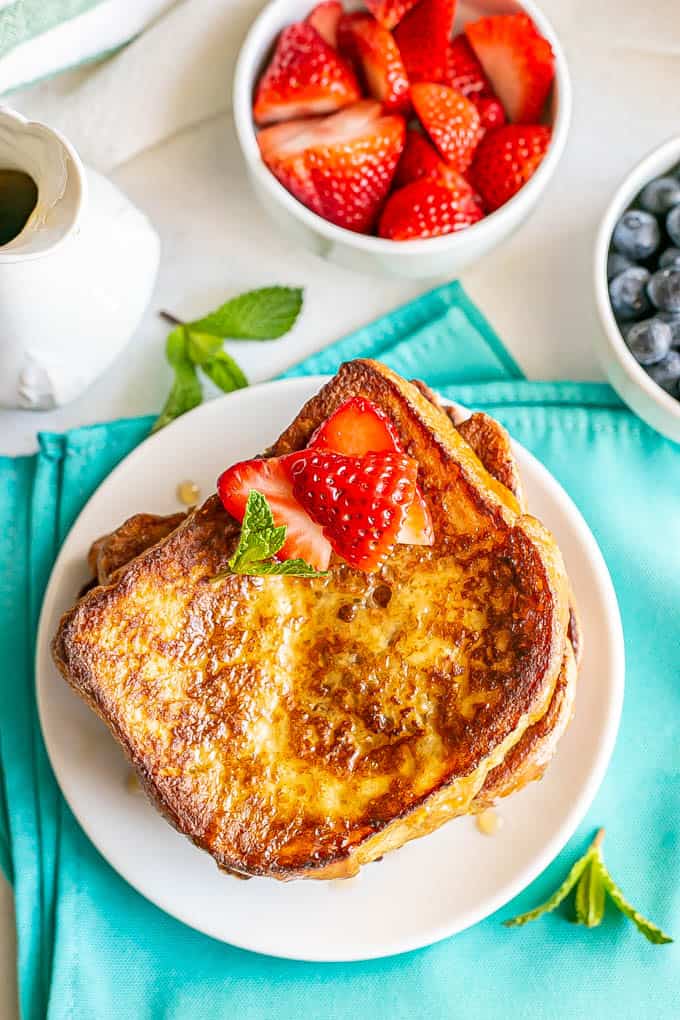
[232, 0, 572, 254]
[593, 134, 680, 425]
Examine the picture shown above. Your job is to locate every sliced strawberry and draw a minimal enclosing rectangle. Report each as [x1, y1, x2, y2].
[444, 35, 506, 131]
[258, 100, 406, 233]
[308, 396, 434, 546]
[378, 165, 483, 240]
[338, 12, 410, 114]
[286, 449, 418, 571]
[469, 123, 550, 211]
[465, 14, 555, 124]
[393, 0, 456, 83]
[217, 456, 332, 570]
[411, 83, 483, 172]
[253, 22, 360, 126]
[474, 95, 506, 132]
[306, 1, 343, 48]
[309, 395, 401, 454]
[364, 0, 421, 31]
[445, 35, 489, 98]
[393, 128, 443, 188]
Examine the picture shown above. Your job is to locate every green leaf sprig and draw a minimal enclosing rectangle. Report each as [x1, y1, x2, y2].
[211, 491, 326, 580]
[505, 828, 673, 944]
[152, 287, 303, 433]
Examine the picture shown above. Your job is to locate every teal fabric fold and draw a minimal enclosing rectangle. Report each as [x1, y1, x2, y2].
[0, 280, 677, 1020]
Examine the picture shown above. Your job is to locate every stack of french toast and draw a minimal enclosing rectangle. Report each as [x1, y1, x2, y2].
[53, 360, 580, 880]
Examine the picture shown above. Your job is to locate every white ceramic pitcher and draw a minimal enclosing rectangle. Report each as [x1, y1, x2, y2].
[0, 106, 160, 409]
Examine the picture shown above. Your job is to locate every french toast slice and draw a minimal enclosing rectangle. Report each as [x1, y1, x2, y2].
[83, 405, 580, 811]
[88, 512, 188, 585]
[53, 360, 571, 879]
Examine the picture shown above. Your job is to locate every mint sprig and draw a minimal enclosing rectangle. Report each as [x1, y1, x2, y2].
[505, 829, 673, 944]
[211, 491, 326, 581]
[152, 286, 303, 433]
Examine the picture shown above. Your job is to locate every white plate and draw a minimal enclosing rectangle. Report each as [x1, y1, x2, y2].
[36, 377, 624, 962]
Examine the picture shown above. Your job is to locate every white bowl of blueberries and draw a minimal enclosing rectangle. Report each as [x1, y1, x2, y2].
[595, 136, 680, 444]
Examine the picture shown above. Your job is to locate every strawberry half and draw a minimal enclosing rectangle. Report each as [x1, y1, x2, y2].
[469, 123, 550, 211]
[393, 129, 443, 189]
[308, 396, 434, 547]
[338, 12, 410, 114]
[364, 0, 421, 31]
[445, 35, 490, 98]
[286, 449, 418, 571]
[217, 456, 332, 571]
[378, 165, 483, 240]
[411, 83, 483, 172]
[253, 22, 360, 126]
[309, 395, 401, 455]
[474, 95, 506, 132]
[444, 35, 506, 132]
[393, 0, 457, 83]
[465, 14, 555, 124]
[306, 1, 342, 47]
[258, 100, 406, 233]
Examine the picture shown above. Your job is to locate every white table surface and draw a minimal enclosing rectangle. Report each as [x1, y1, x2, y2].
[1, 0, 679, 1013]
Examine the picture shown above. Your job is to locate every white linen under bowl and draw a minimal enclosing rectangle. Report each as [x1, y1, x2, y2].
[233, 0, 571, 279]
[594, 136, 680, 444]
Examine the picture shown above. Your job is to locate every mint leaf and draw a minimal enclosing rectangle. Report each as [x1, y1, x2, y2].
[504, 853, 590, 927]
[166, 325, 189, 367]
[152, 328, 202, 433]
[595, 858, 673, 945]
[575, 858, 605, 928]
[152, 361, 202, 433]
[211, 490, 326, 581]
[188, 286, 303, 340]
[187, 330, 223, 365]
[244, 558, 325, 577]
[240, 488, 276, 534]
[228, 490, 286, 571]
[202, 350, 248, 393]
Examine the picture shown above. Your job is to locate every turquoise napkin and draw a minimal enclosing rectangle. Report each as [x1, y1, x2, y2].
[0, 281, 677, 1020]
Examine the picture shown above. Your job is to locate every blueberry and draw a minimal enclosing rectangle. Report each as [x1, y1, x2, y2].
[607, 251, 633, 281]
[647, 267, 680, 312]
[647, 350, 680, 394]
[609, 266, 651, 320]
[612, 210, 660, 260]
[625, 317, 672, 365]
[658, 311, 680, 346]
[639, 176, 680, 215]
[658, 247, 680, 270]
[667, 205, 680, 247]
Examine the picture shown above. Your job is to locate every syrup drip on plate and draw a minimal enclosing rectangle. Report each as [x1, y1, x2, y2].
[475, 808, 502, 836]
[177, 480, 200, 506]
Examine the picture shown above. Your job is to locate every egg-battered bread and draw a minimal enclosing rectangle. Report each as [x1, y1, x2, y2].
[53, 360, 573, 879]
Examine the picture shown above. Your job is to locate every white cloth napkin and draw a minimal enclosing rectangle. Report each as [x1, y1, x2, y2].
[9, 0, 265, 171]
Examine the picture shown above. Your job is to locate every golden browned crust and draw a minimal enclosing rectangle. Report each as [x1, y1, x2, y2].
[449, 405, 580, 806]
[456, 413, 525, 509]
[474, 640, 577, 807]
[53, 359, 571, 879]
[88, 512, 188, 585]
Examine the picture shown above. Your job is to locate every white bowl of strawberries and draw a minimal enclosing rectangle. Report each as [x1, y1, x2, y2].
[234, 0, 571, 278]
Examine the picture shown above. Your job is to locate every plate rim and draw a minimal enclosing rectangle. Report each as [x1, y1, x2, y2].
[36, 376, 625, 962]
